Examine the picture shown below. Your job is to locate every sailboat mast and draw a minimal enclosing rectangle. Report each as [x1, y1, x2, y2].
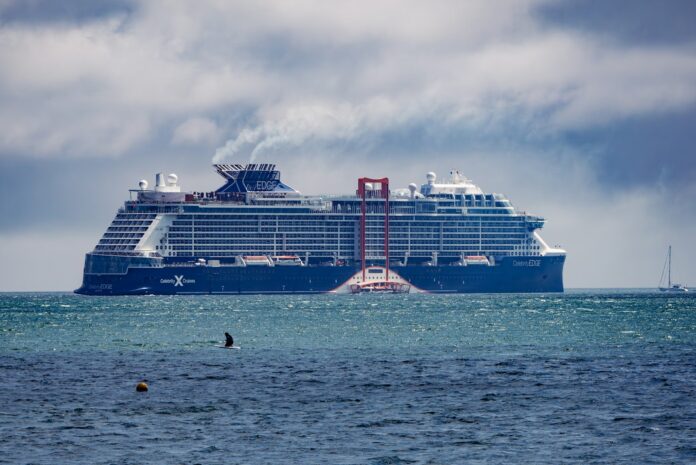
[668, 245, 672, 287]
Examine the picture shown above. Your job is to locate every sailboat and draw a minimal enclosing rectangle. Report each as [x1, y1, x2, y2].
[659, 246, 688, 292]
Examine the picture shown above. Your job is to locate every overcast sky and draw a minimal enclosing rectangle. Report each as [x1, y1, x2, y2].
[1, 0, 695, 291]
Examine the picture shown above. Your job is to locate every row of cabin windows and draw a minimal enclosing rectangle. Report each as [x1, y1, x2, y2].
[164, 234, 529, 243]
[170, 215, 528, 224]
[167, 227, 528, 236]
[107, 227, 149, 232]
[113, 214, 156, 220]
[101, 233, 145, 239]
[167, 234, 356, 241]
[98, 238, 140, 244]
[166, 246, 522, 254]
[168, 227, 357, 233]
[95, 244, 137, 250]
[110, 221, 153, 227]
[169, 220, 526, 229]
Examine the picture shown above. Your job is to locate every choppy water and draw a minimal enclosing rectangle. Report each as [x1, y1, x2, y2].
[1, 291, 695, 464]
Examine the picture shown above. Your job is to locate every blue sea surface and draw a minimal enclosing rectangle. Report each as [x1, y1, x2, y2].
[1, 290, 695, 464]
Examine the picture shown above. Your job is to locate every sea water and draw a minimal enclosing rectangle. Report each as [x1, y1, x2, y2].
[1, 291, 694, 464]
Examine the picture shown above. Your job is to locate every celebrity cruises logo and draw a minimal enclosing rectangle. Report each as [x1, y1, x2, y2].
[160, 275, 196, 286]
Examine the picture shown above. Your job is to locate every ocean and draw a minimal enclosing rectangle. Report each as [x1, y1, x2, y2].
[1, 291, 694, 464]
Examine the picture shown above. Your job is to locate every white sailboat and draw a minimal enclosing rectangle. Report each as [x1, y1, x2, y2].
[659, 246, 688, 292]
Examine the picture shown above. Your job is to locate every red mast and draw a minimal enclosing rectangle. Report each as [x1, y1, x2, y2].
[357, 177, 390, 282]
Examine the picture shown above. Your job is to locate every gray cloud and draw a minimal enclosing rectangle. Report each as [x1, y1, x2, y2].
[0, 0, 134, 25]
[537, 0, 696, 46]
[2, 0, 695, 165]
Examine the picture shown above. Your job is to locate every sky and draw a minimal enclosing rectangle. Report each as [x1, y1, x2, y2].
[1, 0, 695, 291]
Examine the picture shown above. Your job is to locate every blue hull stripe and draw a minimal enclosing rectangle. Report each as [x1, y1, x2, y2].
[76, 255, 565, 295]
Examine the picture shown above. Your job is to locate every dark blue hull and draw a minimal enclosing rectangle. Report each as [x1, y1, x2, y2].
[76, 255, 565, 295]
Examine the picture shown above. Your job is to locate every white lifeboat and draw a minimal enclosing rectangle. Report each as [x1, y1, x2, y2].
[272, 255, 304, 266]
[464, 256, 490, 266]
[241, 255, 273, 266]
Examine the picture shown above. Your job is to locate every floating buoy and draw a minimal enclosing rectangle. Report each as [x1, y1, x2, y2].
[136, 382, 148, 392]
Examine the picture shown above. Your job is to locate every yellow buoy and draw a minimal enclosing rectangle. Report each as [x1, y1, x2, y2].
[136, 382, 148, 392]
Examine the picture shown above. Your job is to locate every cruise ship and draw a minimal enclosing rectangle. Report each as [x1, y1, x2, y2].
[75, 164, 566, 295]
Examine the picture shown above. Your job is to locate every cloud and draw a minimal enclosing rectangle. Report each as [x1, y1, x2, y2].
[2, 0, 695, 162]
[172, 117, 220, 145]
[0, 0, 134, 25]
[203, 6, 696, 169]
[0, 10, 269, 156]
[537, 0, 696, 46]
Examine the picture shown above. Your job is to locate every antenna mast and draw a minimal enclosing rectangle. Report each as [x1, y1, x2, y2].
[668, 245, 672, 287]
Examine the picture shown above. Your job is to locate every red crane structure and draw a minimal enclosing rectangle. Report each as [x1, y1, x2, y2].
[357, 177, 390, 282]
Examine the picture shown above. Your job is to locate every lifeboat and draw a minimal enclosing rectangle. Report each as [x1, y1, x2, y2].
[272, 255, 304, 266]
[464, 255, 490, 266]
[242, 255, 273, 266]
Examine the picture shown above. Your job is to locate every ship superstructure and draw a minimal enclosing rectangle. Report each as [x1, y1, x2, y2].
[77, 164, 566, 295]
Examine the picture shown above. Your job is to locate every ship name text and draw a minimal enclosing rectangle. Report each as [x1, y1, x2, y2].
[512, 259, 541, 267]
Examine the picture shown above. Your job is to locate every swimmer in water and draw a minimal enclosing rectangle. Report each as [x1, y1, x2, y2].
[224, 332, 234, 348]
